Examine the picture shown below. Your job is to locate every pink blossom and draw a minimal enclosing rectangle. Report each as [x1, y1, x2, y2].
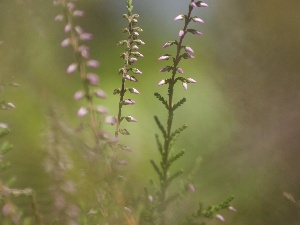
[64, 23, 71, 33]
[188, 183, 195, 192]
[179, 30, 185, 37]
[182, 82, 188, 90]
[130, 57, 138, 63]
[177, 68, 184, 73]
[186, 77, 196, 83]
[73, 10, 84, 17]
[158, 80, 166, 86]
[61, 38, 70, 47]
[96, 106, 108, 114]
[192, 17, 204, 23]
[87, 59, 100, 68]
[67, 63, 77, 74]
[74, 90, 85, 100]
[87, 73, 99, 86]
[128, 87, 140, 94]
[229, 206, 237, 212]
[54, 14, 64, 21]
[77, 107, 88, 117]
[216, 214, 225, 222]
[201, 2, 209, 7]
[123, 99, 136, 105]
[94, 89, 107, 99]
[80, 33, 93, 41]
[158, 55, 170, 60]
[185, 46, 194, 53]
[190, 2, 197, 8]
[125, 115, 138, 122]
[174, 14, 184, 21]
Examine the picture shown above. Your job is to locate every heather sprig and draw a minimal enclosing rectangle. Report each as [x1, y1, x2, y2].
[114, 0, 144, 138]
[143, 1, 235, 224]
[53, 0, 109, 149]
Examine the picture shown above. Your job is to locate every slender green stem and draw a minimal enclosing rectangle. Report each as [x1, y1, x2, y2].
[159, 4, 194, 225]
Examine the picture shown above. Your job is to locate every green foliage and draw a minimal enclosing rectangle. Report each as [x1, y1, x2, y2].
[154, 92, 169, 110]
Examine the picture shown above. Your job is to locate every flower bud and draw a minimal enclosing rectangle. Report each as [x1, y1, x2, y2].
[64, 23, 71, 33]
[229, 206, 237, 212]
[54, 14, 64, 21]
[80, 33, 93, 41]
[216, 214, 225, 222]
[185, 46, 194, 53]
[123, 99, 136, 105]
[128, 87, 140, 94]
[158, 80, 166, 86]
[67, 63, 77, 74]
[186, 77, 196, 83]
[94, 89, 107, 99]
[158, 55, 170, 61]
[182, 82, 188, 90]
[96, 106, 108, 114]
[87, 59, 100, 68]
[188, 183, 195, 192]
[125, 115, 138, 122]
[105, 116, 117, 125]
[74, 90, 85, 100]
[73, 10, 84, 17]
[179, 30, 185, 37]
[174, 14, 185, 21]
[177, 68, 184, 73]
[192, 17, 204, 23]
[77, 107, 88, 117]
[61, 38, 70, 47]
[87, 73, 99, 86]
[124, 75, 138, 82]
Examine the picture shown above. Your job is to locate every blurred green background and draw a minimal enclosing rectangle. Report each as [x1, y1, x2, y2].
[1, 0, 300, 224]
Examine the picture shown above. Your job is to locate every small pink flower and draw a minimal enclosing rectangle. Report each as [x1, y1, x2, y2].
[158, 55, 170, 60]
[185, 46, 194, 53]
[201, 2, 209, 7]
[54, 14, 64, 21]
[73, 10, 84, 17]
[216, 214, 225, 222]
[87, 59, 100, 68]
[186, 77, 196, 83]
[61, 38, 70, 47]
[74, 90, 84, 100]
[130, 57, 138, 63]
[77, 107, 88, 117]
[132, 45, 139, 50]
[128, 87, 140, 94]
[123, 99, 136, 105]
[158, 80, 166, 86]
[64, 23, 71, 33]
[87, 73, 99, 86]
[0, 123, 8, 129]
[79, 45, 90, 58]
[162, 42, 171, 48]
[174, 14, 184, 21]
[179, 30, 185, 37]
[67, 63, 77, 74]
[105, 116, 117, 125]
[67, 2, 75, 11]
[190, 2, 197, 8]
[94, 89, 107, 99]
[124, 75, 138, 82]
[182, 82, 188, 90]
[177, 68, 184, 73]
[80, 33, 93, 41]
[188, 183, 195, 192]
[192, 17, 204, 23]
[229, 206, 237, 212]
[75, 26, 84, 34]
[96, 106, 108, 114]
[125, 115, 138, 122]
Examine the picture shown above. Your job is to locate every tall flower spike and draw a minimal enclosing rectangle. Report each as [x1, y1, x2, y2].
[115, 0, 144, 137]
[153, 1, 208, 224]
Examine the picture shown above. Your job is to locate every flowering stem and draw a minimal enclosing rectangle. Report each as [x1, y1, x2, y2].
[158, 3, 196, 225]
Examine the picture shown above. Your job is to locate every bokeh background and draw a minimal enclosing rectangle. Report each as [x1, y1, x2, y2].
[1, 0, 300, 224]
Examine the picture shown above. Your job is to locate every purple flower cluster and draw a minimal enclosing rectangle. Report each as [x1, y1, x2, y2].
[53, 0, 107, 120]
[113, 0, 144, 137]
[158, 0, 208, 90]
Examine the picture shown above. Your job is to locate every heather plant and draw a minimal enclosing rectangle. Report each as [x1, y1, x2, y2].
[139, 1, 235, 224]
[1, 0, 238, 224]
[0, 82, 43, 225]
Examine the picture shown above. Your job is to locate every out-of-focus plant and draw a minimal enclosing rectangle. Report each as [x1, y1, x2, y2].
[0, 82, 43, 225]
